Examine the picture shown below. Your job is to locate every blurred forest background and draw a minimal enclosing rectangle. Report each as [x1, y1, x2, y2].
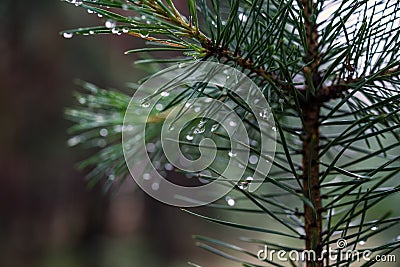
[0, 1, 399, 267]
[0, 1, 232, 267]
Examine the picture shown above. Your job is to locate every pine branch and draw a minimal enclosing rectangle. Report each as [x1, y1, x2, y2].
[202, 43, 293, 90]
[63, 1, 400, 266]
[320, 65, 400, 101]
[142, 0, 294, 93]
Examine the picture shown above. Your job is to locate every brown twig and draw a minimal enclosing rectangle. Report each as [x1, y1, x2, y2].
[301, 0, 323, 266]
[319, 66, 400, 101]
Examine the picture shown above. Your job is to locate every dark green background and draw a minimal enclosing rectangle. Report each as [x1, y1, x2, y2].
[0, 1, 226, 266]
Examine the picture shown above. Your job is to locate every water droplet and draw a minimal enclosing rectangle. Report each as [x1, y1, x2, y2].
[165, 163, 174, 171]
[160, 91, 170, 97]
[87, 9, 94, 14]
[198, 120, 206, 127]
[238, 13, 248, 22]
[124, 143, 132, 150]
[359, 240, 366, 246]
[151, 182, 160, 191]
[272, 126, 277, 132]
[113, 125, 123, 132]
[139, 29, 149, 37]
[95, 115, 105, 123]
[97, 14, 103, 18]
[105, 19, 116, 29]
[97, 139, 107, 147]
[279, 98, 284, 104]
[122, 28, 129, 33]
[259, 108, 269, 119]
[370, 226, 378, 231]
[63, 32, 73, 39]
[111, 28, 119, 34]
[168, 124, 175, 131]
[198, 177, 210, 184]
[238, 163, 245, 169]
[239, 181, 249, 190]
[194, 107, 201, 113]
[155, 103, 163, 111]
[186, 134, 194, 141]
[211, 124, 218, 132]
[228, 151, 237, 157]
[89, 30, 95, 35]
[146, 143, 156, 153]
[99, 128, 108, 137]
[229, 120, 237, 127]
[249, 155, 259, 164]
[143, 173, 151, 180]
[141, 101, 150, 108]
[396, 235, 400, 241]
[123, 125, 134, 132]
[67, 136, 81, 147]
[246, 176, 254, 182]
[78, 97, 86, 104]
[197, 171, 211, 184]
[226, 196, 235, 206]
[108, 174, 115, 181]
[193, 127, 205, 134]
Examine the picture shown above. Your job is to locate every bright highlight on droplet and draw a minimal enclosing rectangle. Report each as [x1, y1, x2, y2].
[259, 108, 269, 119]
[105, 19, 116, 29]
[143, 173, 151, 180]
[228, 151, 237, 157]
[151, 182, 160, 191]
[141, 101, 150, 108]
[249, 155, 259, 164]
[99, 128, 108, 137]
[63, 32, 73, 39]
[160, 91, 170, 97]
[226, 196, 235, 206]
